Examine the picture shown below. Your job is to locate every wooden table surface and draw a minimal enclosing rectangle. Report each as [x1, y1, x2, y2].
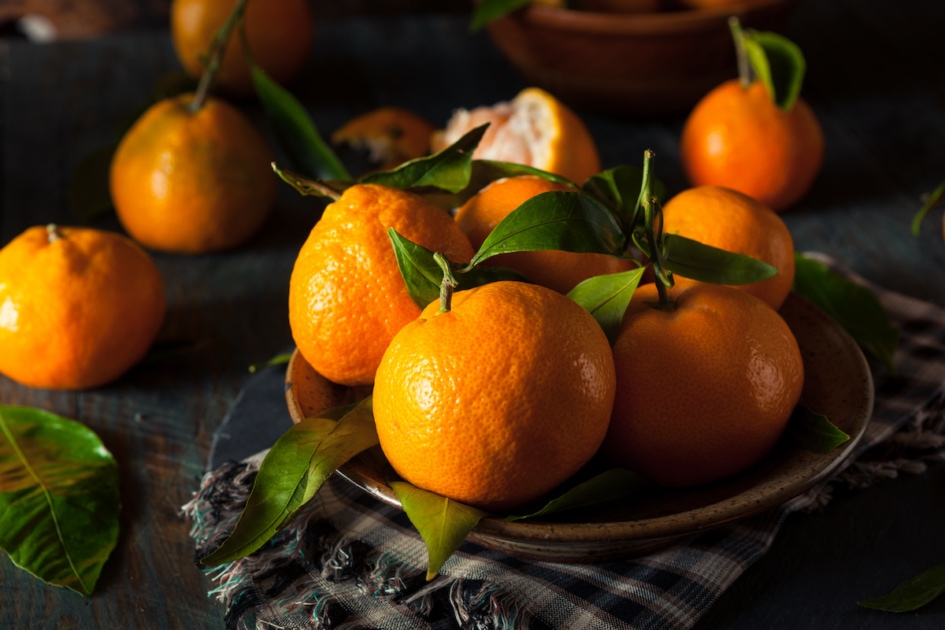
[1, 1, 944, 628]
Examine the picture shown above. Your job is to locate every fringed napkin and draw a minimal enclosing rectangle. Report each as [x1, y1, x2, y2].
[183, 255, 945, 630]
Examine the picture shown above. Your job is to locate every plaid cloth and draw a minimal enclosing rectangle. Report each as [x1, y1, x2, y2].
[183, 254, 945, 630]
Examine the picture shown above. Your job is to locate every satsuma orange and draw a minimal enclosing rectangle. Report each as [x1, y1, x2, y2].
[288, 184, 474, 387]
[432, 87, 601, 185]
[660, 185, 795, 310]
[171, 0, 313, 96]
[0, 225, 166, 390]
[110, 92, 276, 254]
[373, 280, 616, 512]
[331, 107, 436, 171]
[602, 282, 804, 487]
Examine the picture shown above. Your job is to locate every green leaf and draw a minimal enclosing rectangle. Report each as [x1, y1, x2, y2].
[361, 124, 487, 193]
[388, 228, 527, 310]
[737, 21, 806, 111]
[858, 563, 945, 612]
[657, 233, 777, 285]
[248, 351, 292, 373]
[506, 469, 648, 522]
[67, 144, 116, 224]
[0, 406, 120, 596]
[272, 163, 350, 200]
[911, 179, 945, 236]
[251, 64, 351, 181]
[467, 191, 627, 269]
[792, 253, 899, 371]
[470, 0, 530, 31]
[390, 481, 488, 580]
[786, 405, 849, 454]
[201, 397, 378, 566]
[582, 165, 666, 231]
[567, 267, 646, 344]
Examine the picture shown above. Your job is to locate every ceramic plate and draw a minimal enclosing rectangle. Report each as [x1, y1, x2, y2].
[285, 292, 874, 562]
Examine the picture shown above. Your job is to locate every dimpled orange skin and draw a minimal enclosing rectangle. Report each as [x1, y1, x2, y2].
[661, 185, 795, 310]
[603, 282, 804, 487]
[681, 80, 825, 212]
[373, 281, 616, 512]
[171, 0, 313, 96]
[288, 184, 474, 387]
[110, 93, 276, 254]
[455, 176, 633, 294]
[0, 226, 166, 390]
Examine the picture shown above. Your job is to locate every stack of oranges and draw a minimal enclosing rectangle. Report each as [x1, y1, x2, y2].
[282, 79, 810, 513]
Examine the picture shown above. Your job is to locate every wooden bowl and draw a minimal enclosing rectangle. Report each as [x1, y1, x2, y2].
[481, 0, 800, 117]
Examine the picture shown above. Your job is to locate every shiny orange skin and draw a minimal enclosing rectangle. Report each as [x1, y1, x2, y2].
[373, 281, 616, 512]
[455, 175, 633, 294]
[0, 225, 166, 390]
[681, 79, 825, 212]
[288, 184, 474, 387]
[661, 185, 795, 310]
[109, 93, 276, 254]
[170, 0, 313, 96]
[603, 282, 804, 487]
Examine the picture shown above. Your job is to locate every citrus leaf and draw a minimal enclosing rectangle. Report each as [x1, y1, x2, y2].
[390, 481, 488, 580]
[0, 405, 120, 596]
[388, 228, 527, 309]
[582, 165, 666, 231]
[272, 163, 350, 200]
[567, 267, 646, 344]
[248, 351, 292, 374]
[67, 144, 116, 224]
[792, 253, 899, 371]
[657, 233, 778, 285]
[361, 124, 487, 194]
[786, 405, 849, 454]
[467, 191, 627, 269]
[858, 563, 945, 612]
[737, 21, 806, 111]
[470, 0, 530, 31]
[506, 469, 648, 522]
[201, 398, 378, 566]
[911, 179, 945, 236]
[251, 64, 351, 181]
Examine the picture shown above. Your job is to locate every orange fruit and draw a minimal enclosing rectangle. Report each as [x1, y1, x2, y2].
[331, 107, 436, 171]
[170, 0, 314, 96]
[110, 92, 276, 254]
[0, 225, 166, 390]
[603, 282, 804, 487]
[373, 281, 616, 512]
[432, 87, 601, 184]
[455, 175, 632, 293]
[288, 184, 475, 387]
[660, 185, 795, 310]
[680, 79, 825, 212]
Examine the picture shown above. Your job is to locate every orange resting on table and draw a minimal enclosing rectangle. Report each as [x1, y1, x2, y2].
[109, 92, 276, 254]
[602, 282, 804, 487]
[680, 79, 824, 212]
[170, 0, 314, 96]
[288, 183, 474, 387]
[0, 225, 166, 390]
[432, 87, 601, 185]
[660, 185, 795, 310]
[331, 106, 436, 171]
[373, 280, 616, 512]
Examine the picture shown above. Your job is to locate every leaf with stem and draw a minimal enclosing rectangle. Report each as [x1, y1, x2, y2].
[200, 397, 378, 566]
[0, 406, 120, 596]
[730, 16, 806, 111]
[390, 481, 488, 580]
[567, 267, 646, 344]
